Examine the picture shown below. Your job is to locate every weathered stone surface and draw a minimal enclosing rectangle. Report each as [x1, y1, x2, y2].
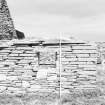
[0, 86, 7, 92]
[27, 85, 41, 92]
[0, 39, 98, 94]
[47, 75, 58, 81]
[22, 81, 30, 88]
[6, 76, 18, 81]
[0, 0, 17, 40]
[0, 74, 6, 81]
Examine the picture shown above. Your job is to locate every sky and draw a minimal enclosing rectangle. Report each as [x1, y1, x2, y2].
[7, 0, 105, 41]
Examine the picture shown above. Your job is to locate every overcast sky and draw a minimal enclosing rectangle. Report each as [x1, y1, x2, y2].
[7, 0, 105, 41]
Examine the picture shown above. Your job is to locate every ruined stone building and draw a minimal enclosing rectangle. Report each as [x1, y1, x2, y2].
[0, 39, 98, 94]
[0, 0, 100, 95]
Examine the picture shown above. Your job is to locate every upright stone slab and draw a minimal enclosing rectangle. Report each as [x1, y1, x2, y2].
[0, 0, 17, 40]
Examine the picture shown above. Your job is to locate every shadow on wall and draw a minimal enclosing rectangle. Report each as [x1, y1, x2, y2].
[16, 30, 25, 40]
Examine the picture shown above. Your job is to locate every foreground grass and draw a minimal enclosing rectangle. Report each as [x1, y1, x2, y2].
[0, 92, 59, 105]
[0, 89, 105, 105]
[60, 88, 105, 105]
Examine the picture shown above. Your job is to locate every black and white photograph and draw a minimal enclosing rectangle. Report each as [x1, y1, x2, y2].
[0, 0, 105, 105]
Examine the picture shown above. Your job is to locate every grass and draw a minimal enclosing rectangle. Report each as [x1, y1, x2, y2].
[0, 92, 59, 105]
[60, 89, 105, 105]
[0, 89, 104, 105]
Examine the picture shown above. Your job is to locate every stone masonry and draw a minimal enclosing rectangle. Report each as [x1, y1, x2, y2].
[61, 41, 97, 93]
[0, 0, 17, 40]
[0, 0, 98, 95]
[0, 39, 98, 95]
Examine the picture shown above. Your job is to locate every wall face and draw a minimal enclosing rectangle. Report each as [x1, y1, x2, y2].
[0, 0, 17, 40]
[0, 42, 60, 95]
[97, 42, 105, 63]
[61, 43, 97, 93]
[0, 40, 97, 95]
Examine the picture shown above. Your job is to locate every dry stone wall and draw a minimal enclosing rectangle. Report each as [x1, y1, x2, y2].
[61, 43, 97, 93]
[0, 40, 98, 95]
[0, 0, 17, 40]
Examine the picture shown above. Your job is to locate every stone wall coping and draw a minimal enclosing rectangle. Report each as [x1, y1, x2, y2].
[0, 39, 97, 47]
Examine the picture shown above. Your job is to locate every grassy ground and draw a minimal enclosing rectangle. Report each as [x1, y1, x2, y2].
[0, 89, 105, 105]
[61, 89, 105, 105]
[0, 92, 59, 105]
